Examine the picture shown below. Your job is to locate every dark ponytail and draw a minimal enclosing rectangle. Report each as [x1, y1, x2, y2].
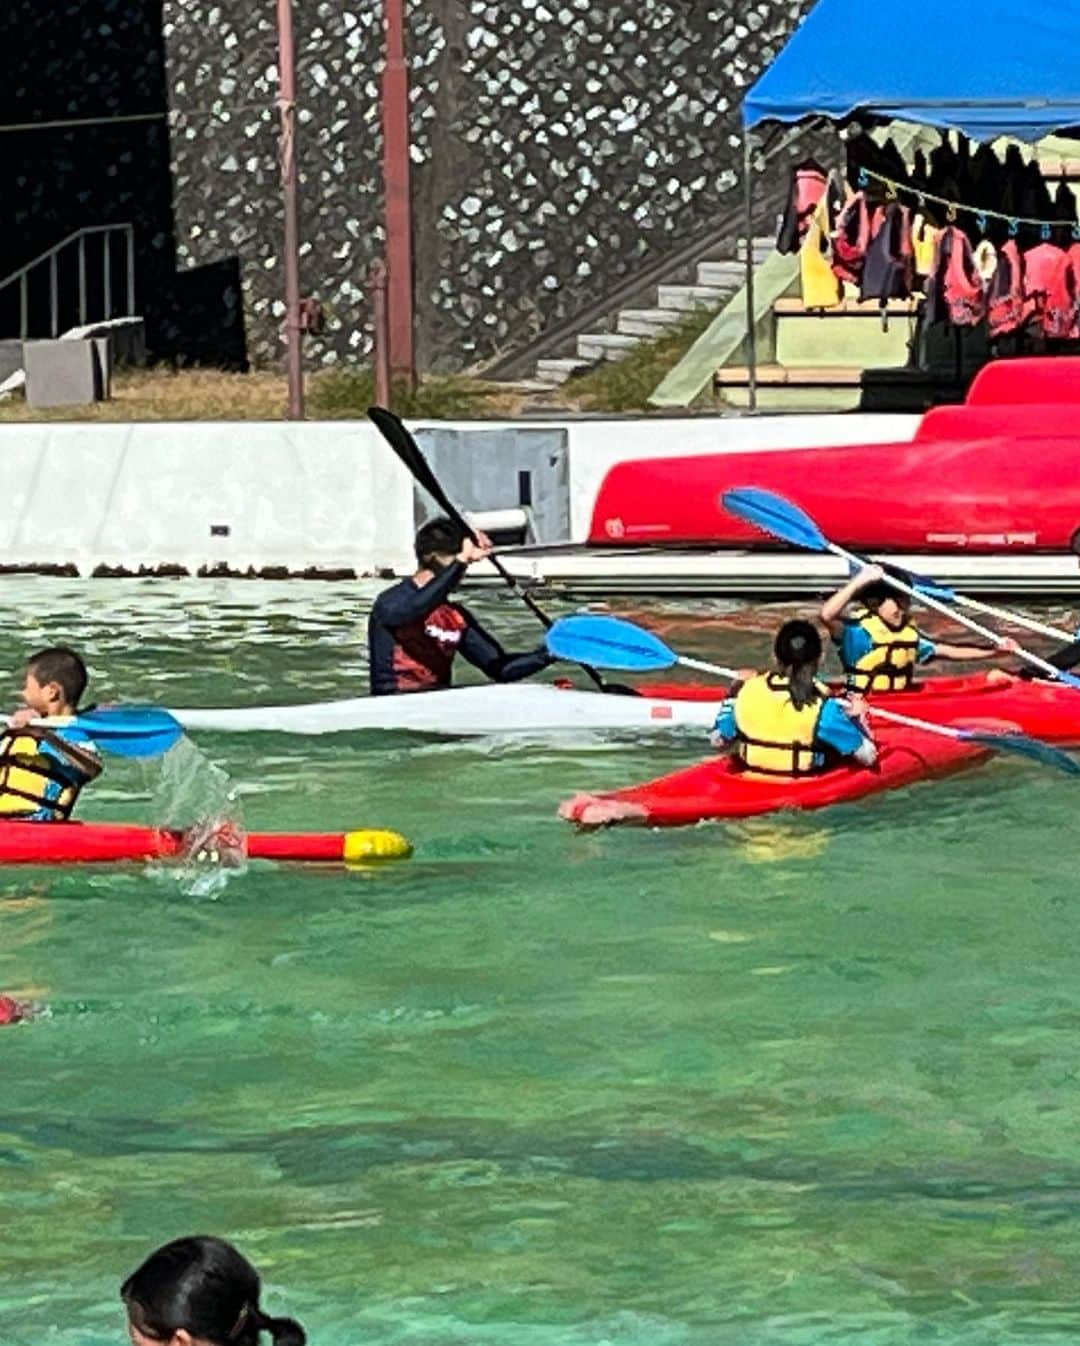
[122, 1236, 306, 1346]
[773, 619, 824, 710]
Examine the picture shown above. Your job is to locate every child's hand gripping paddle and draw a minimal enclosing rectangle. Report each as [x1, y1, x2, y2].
[721, 487, 1080, 689]
[7, 706, 185, 759]
[545, 614, 1080, 774]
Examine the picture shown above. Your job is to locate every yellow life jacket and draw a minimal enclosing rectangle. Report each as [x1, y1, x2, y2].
[847, 608, 920, 692]
[0, 726, 102, 821]
[732, 672, 828, 777]
[801, 198, 843, 309]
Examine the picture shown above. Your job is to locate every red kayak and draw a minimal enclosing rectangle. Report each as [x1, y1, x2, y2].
[638, 673, 1080, 744]
[588, 356, 1080, 553]
[559, 721, 1001, 828]
[0, 822, 412, 865]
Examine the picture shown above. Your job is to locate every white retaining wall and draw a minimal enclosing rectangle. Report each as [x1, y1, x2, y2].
[0, 412, 920, 575]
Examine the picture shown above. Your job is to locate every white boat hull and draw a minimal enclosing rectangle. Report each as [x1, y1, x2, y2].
[171, 683, 720, 737]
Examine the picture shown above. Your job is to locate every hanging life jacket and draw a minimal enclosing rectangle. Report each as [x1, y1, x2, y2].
[1024, 242, 1077, 339]
[777, 162, 829, 254]
[0, 726, 102, 821]
[831, 192, 871, 287]
[911, 214, 938, 279]
[938, 226, 985, 326]
[845, 609, 921, 693]
[731, 672, 829, 777]
[987, 240, 1026, 337]
[800, 197, 843, 309]
[861, 203, 913, 305]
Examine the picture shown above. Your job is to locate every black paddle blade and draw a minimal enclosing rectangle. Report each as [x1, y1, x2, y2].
[367, 406, 465, 529]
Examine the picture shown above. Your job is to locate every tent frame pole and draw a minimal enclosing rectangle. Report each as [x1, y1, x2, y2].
[743, 132, 757, 412]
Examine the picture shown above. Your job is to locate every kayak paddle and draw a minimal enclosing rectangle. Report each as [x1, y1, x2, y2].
[911, 575, 1072, 643]
[9, 706, 185, 759]
[545, 614, 1080, 774]
[722, 488, 1080, 689]
[366, 405, 612, 694]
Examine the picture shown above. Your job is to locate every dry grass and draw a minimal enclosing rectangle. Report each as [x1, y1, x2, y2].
[0, 365, 540, 423]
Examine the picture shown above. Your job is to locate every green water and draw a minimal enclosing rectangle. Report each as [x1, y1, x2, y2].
[3, 580, 1080, 1346]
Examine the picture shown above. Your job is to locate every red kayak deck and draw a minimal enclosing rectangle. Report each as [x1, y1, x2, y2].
[560, 723, 998, 828]
[588, 356, 1080, 553]
[0, 822, 411, 865]
[638, 673, 1080, 745]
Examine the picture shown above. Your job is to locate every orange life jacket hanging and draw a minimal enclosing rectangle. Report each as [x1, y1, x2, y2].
[1024, 242, 1073, 338]
[831, 192, 871, 287]
[987, 240, 1026, 337]
[939, 226, 985, 326]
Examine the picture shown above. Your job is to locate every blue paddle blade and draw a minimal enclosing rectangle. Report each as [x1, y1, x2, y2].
[959, 727, 1080, 774]
[72, 706, 184, 759]
[545, 615, 678, 673]
[913, 574, 957, 602]
[720, 488, 828, 552]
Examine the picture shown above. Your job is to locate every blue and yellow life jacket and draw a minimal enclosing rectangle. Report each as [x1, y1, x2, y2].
[0, 727, 101, 821]
[846, 608, 920, 693]
[732, 672, 828, 777]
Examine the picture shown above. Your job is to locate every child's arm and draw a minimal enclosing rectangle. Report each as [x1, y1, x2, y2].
[819, 564, 885, 635]
[933, 638, 1019, 662]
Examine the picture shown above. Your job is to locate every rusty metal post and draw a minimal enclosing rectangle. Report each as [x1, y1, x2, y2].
[381, 0, 416, 389]
[276, 0, 305, 418]
[370, 259, 391, 409]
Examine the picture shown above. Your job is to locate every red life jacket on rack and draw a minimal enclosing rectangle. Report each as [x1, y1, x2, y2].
[831, 193, 871, 286]
[1024, 243, 1074, 338]
[987, 240, 1026, 337]
[939, 226, 985, 326]
[777, 164, 829, 253]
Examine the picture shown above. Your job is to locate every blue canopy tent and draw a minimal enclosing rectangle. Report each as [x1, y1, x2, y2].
[737, 0, 1080, 406]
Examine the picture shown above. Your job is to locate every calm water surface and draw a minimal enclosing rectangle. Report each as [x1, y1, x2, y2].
[3, 580, 1080, 1346]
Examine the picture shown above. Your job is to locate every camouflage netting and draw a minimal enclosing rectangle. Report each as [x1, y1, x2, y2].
[163, 0, 817, 370]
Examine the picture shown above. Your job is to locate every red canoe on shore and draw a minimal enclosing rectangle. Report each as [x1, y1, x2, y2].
[588, 357, 1080, 554]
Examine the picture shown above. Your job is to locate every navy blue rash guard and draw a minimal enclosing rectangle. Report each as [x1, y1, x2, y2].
[368, 563, 553, 695]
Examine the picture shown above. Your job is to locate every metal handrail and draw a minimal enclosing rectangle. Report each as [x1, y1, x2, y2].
[0, 223, 135, 339]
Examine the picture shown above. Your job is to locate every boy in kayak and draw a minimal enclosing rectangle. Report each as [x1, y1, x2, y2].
[368, 517, 553, 695]
[711, 619, 877, 774]
[821, 563, 1015, 692]
[0, 647, 101, 821]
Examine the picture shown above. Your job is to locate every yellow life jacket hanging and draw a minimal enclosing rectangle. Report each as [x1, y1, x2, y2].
[732, 672, 828, 777]
[847, 609, 920, 692]
[0, 727, 102, 821]
[800, 197, 843, 309]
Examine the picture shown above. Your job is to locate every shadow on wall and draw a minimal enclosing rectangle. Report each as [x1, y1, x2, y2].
[0, 0, 246, 369]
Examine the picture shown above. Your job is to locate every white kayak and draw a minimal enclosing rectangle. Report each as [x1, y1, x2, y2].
[171, 683, 720, 737]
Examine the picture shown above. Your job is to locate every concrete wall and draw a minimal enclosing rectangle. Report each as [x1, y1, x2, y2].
[0, 413, 920, 576]
[0, 422, 414, 577]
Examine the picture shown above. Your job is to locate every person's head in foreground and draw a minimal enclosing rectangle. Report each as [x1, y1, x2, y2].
[122, 1236, 306, 1346]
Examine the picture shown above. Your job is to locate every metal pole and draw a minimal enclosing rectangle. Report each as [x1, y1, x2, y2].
[276, 0, 305, 419]
[370, 258, 391, 409]
[126, 225, 136, 315]
[743, 133, 757, 413]
[78, 235, 87, 326]
[103, 232, 112, 320]
[50, 252, 58, 337]
[20, 275, 27, 340]
[381, 0, 416, 389]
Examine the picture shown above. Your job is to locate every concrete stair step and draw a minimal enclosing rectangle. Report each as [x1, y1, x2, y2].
[656, 284, 728, 312]
[577, 332, 643, 361]
[535, 356, 593, 385]
[616, 308, 687, 337]
[695, 260, 749, 287]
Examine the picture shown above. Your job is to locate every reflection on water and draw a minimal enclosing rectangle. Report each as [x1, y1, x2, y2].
[0, 580, 1078, 1346]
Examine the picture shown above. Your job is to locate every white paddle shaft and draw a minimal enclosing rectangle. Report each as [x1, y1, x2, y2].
[828, 542, 1076, 686]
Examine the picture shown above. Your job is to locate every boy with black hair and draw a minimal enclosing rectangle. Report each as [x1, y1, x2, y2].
[0, 646, 101, 821]
[368, 517, 553, 695]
